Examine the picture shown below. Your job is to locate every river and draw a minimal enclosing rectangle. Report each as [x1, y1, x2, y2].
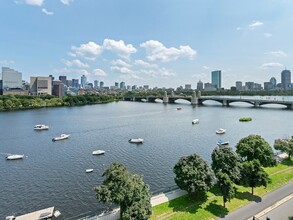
[0, 100, 292, 219]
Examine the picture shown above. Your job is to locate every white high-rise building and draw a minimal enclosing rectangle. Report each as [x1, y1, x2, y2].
[30, 76, 52, 95]
[2, 67, 22, 90]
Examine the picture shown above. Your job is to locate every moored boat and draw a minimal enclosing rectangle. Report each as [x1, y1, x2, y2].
[34, 124, 49, 130]
[92, 150, 106, 155]
[217, 140, 229, 146]
[176, 107, 182, 110]
[6, 154, 24, 160]
[216, 128, 226, 134]
[86, 169, 94, 173]
[52, 134, 70, 141]
[192, 119, 199, 124]
[129, 138, 144, 143]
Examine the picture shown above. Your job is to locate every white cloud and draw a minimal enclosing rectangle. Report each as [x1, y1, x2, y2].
[202, 65, 210, 70]
[111, 66, 134, 75]
[266, 50, 287, 57]
[111, 59, 131, 68]
[236, 27, 242, 31]
[0, 60, 15, 65]
[53, 67, 89, 76]
[60, 0, 73, 5]
[42, 8, 54, 15]
[67, 52, 76, 57]
[140, 40, 196, 62]
[103, 39, 137, 59]
[157, 68, 175, 77]
[62, 59, 89, 68]
[93, 68, 107, 77]
[135, 60, 158, 68]
[16, 0, 44, 6]
[264, 33, 272, 38]
[260, 62, 283, 68]
[248, 21, 264, 30]
[72, 41, 102, 58]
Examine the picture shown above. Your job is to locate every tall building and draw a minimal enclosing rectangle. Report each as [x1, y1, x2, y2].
[99, 81, 104, 88]
[245, 82, 254, 91]
[235, 81, 242, 91]
[59, 76, 67, 85]
[94, 80, 99, 89]
[120, 81, 126, 89]
[281, 69, 291, 90]
[52, 81, 65, 97]
[1, 67, 22, 90]
[72, 79, 79, 88]
[270, 77, 277, 88]
[211, 70, 221, 89]
[197, 80, 203, 91]
[185, 84, 192, 90]
[81, 75, 87, 88]
[114, 82, 119, 88]
[30, 76, 52, 95]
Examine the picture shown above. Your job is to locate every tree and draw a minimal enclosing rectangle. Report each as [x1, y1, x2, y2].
[94, 163, 152, 220]
[173, 154, 214, 194]
[211, 147, 242, 183]
[216, 172, 235, 208]
[236, 135, 276, 167]
[274, 137, 293, 160]
[241, 160, 270, 195]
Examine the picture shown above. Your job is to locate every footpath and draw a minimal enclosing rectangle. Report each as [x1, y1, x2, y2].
[83, 188, 187, 220]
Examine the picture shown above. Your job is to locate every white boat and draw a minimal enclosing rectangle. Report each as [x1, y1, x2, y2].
[6, 154, 24, 160]
[192, 119, 199, 124]
[129, 138, 144, 143]
[216, 128, 226, 134]
[52, 134, 70, 141]
[86, 169, 94, 173]
[217, 140, 229, 146]
[92, 150, 106, 155]
[34, 124, 49, 130]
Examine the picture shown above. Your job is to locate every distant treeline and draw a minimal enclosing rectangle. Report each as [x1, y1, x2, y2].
[0, 94, 121, 111]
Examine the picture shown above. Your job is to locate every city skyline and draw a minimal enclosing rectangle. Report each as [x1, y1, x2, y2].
[1, 0, 293, 88]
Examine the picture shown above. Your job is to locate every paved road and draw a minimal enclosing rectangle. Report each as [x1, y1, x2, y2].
[258, 197, 293, 220]
[218, 181, 293, 220]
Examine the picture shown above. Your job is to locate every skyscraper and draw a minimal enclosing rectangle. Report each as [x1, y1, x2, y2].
[211, 70, 221, 89]
[281, 69, 291, 90]
[99, 81, 104, 88]
[81, 75, 87, 88]
[94, 80, 99, 89]
[197, 80, 203, 91]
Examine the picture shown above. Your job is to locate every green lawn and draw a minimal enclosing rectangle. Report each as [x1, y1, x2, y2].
[151, 158, 293, 220]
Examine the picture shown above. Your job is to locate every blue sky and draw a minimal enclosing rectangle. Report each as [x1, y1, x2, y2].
[1, 0, 293, 88]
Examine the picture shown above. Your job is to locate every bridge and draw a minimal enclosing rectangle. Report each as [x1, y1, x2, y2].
[123, 91, 293, 109]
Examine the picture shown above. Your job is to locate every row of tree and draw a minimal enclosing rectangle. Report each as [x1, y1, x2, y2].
[0, 94, 120, 111]
[94, 134, 293, 219]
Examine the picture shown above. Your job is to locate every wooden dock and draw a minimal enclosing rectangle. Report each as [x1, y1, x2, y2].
[15, 207, 55, 220]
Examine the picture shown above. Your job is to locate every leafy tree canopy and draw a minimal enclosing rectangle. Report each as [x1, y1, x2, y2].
[211, 146, 242, 183]
[236, 135, 276, 167]
[94, 163, 152, 220]
[274, 137, 293, 160]
[173, 153, 214, 194]
[241, 159, 270, 195]
[216, 172, 235, 208]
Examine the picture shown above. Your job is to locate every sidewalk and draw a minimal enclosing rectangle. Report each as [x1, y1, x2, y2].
[85, 188, 187, 220]
[218, 181, 293, 220]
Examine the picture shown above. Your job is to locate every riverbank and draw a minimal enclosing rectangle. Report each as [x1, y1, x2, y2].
[0, 94, 120, 111]
[150, 158, 293, 220]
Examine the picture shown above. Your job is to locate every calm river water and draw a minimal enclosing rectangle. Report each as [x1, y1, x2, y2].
[1, 100, 292, 219]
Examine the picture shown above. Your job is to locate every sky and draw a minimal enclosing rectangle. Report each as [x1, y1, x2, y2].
[0, 0, 293, 88]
